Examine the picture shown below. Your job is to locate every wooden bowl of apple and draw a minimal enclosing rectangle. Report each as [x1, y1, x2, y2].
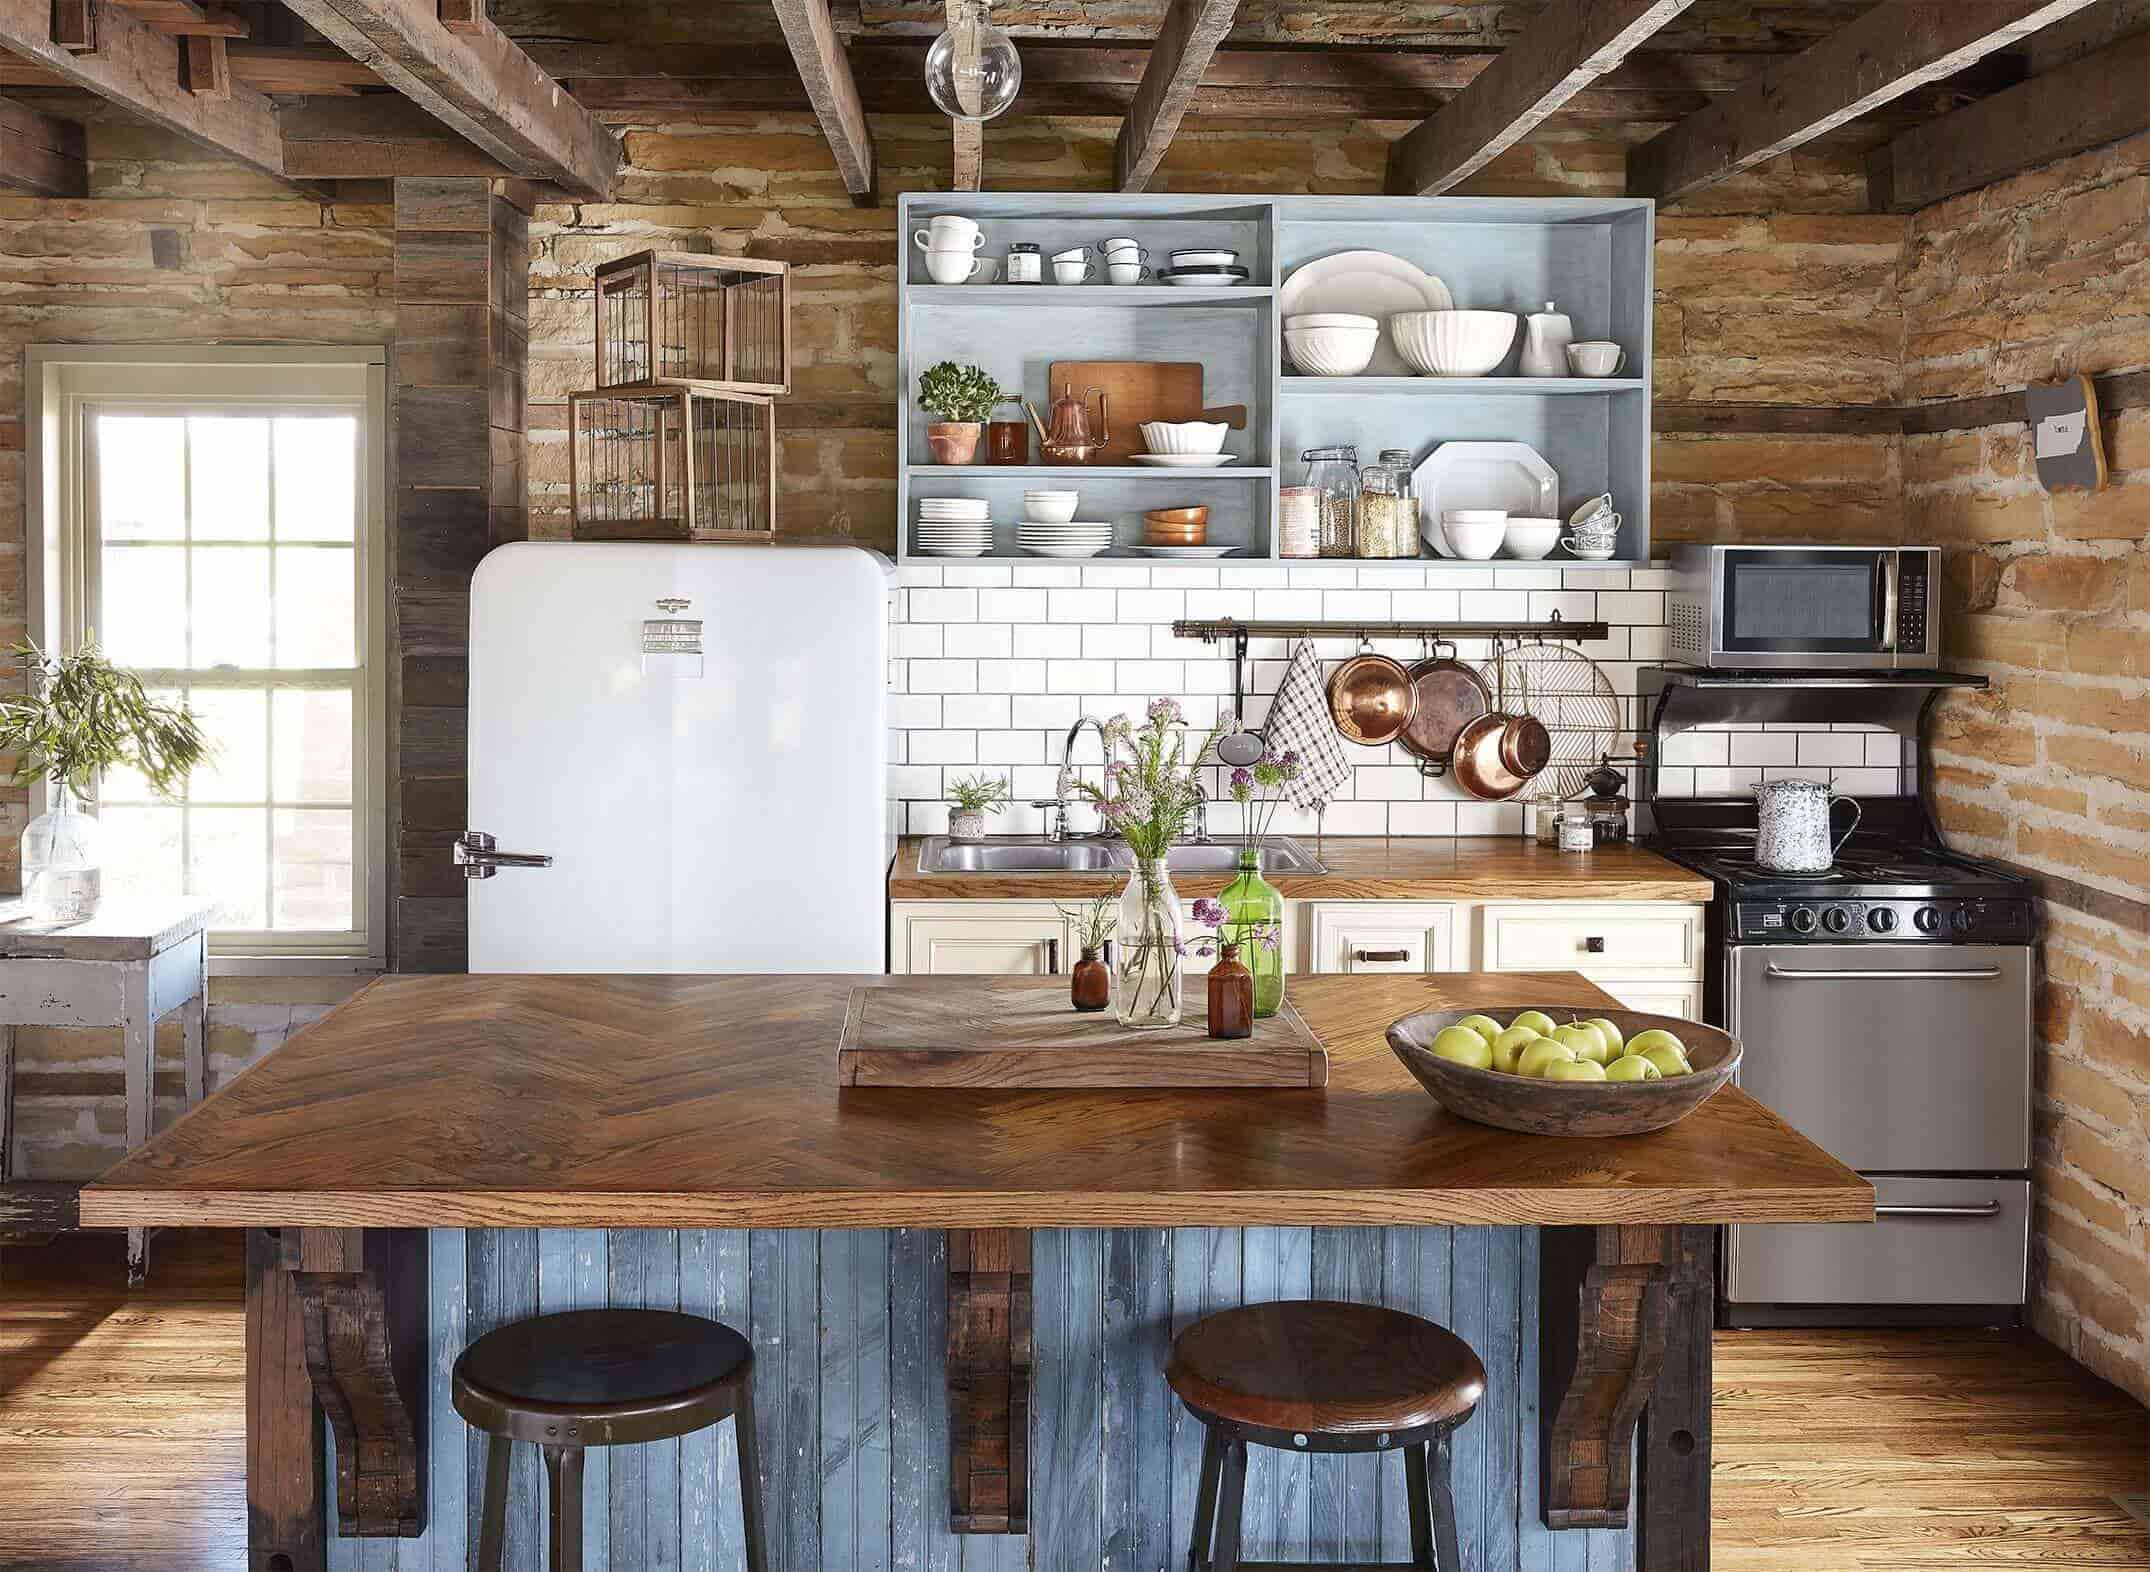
[1384, 1007, 1740, 1138]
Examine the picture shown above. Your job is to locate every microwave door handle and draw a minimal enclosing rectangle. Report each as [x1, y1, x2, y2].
[1878, 553, 1899, 651]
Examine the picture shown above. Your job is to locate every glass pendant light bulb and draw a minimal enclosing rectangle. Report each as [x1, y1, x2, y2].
[927, 0, 1021, 122]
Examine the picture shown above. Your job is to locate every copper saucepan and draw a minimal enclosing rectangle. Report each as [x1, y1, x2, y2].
[1326, 641, 1416, 747]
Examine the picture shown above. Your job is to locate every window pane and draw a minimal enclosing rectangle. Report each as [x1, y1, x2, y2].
[274, 547, 355, 668]
[274, 809, 352, 931]
[273, 688, 353, 804]
[96, 416, 185, 541]
[192, 546, 271, 668]
[188, 417, 270, 540]
[103, 805, 183, 900]
[276, 418, 356, 541]
[101, 546, 188, 666]
[189, 806, 267, 929]
[186, 688, 268, 803]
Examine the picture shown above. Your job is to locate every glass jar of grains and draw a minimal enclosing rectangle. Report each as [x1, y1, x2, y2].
[1356, 463, 1411, 558]
[1301, 445, 1359, 558]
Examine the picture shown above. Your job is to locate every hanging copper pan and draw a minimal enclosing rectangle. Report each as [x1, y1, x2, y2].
[1326, 643, 1416, 746]
[1397, 640, 1491, 778]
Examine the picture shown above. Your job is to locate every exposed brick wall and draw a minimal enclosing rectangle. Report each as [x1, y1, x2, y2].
[1904, 128, 2150, 1404]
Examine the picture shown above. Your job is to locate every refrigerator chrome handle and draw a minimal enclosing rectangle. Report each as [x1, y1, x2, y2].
[1874, 1201, 2003, 1219]
[1765, 964, 2001, 982]
[454, 830, 554, 880]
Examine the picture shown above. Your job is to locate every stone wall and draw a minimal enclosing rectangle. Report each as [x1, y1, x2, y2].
[1903, 128, 2150, 1405]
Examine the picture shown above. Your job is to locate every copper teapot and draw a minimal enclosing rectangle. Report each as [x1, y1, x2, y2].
[1029, 383, 1110, 464]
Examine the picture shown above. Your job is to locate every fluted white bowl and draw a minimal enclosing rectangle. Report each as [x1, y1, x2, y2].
[1285, 325, 1380, 378]
[1390, 309, 1519, 378]
[1140, 420, 1231, 455]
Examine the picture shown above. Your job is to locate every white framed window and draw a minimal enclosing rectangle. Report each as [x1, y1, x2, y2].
[28, 347, 388, 972]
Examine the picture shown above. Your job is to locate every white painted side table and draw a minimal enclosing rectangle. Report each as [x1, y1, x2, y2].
[0, 896, 213, 1283]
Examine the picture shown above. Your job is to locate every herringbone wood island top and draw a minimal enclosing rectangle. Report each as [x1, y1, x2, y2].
[81, 972, 1871, 1231]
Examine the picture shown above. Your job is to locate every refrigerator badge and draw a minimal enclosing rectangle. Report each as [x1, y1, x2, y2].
[642, 598, 703, 677]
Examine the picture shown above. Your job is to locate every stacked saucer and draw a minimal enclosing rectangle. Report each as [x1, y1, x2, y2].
[916, 497, 992, 556]
[1018, 520, 1113, 558]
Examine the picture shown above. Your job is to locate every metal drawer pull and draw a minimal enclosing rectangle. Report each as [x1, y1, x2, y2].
[1355, 948, 1412, 963]
[1875, 1201, 2003, 1219]
[1766, 965, 2002, 982]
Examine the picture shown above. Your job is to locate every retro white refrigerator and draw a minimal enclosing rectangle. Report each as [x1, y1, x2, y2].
[461, 541, 890, 973]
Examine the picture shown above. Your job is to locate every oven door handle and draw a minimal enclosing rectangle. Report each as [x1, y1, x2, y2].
[1874, 1201, 2003, 1219]
[1765, 964, 2003, 982]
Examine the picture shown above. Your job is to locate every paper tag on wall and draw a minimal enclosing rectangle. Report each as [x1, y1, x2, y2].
[643, 599, 704, 677]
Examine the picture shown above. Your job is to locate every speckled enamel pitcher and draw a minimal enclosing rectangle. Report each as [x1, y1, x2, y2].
[1753, 778, 1861, 873]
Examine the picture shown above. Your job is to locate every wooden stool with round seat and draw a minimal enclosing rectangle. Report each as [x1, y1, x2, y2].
[1167, 1300, 1487, 1571]
[452, 1308, 766, 1572]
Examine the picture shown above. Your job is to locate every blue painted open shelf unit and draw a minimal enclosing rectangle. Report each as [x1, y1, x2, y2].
[896, 192, 1656, 566]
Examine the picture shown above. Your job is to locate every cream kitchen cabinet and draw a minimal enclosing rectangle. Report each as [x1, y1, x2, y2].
[1304, 903, 1459, 975]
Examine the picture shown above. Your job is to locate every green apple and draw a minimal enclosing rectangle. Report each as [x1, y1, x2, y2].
[1553, 1023, 1610, 1065]
[1586, 1018, 1626, 1056]
[1605, 1054, 1663, 1083]
[1455, 1013, 1504, 1043]
[1546, 1057, 1609, 1083]
[1511, 1010, 1559, 1037]
[1489, 1024, 1543, 1074]
[1430, 1025, 1494, 1070]
[1517, 1038, 1577, 1079]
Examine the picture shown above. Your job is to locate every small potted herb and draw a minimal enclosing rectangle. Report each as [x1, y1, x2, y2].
[945, 773, 1010, 842]
[918, 361, 1006, 464]
[1056, 895, 1116, 1013]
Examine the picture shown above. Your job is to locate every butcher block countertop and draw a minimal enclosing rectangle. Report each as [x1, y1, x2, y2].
[82, 972, 1869, 1232]
[887, 835, 1714, 902]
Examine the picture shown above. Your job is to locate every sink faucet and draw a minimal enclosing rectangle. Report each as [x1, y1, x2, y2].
[1056, 715, 1114, 836]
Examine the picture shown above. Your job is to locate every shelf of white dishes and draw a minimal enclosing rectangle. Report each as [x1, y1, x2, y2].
[912, 464, 1276, 478]
[1279, 376, 1647, 396]
[906, 285, 1273, 305]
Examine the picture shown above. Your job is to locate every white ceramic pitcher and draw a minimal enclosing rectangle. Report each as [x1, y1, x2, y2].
[1753, 779, 1861, 872]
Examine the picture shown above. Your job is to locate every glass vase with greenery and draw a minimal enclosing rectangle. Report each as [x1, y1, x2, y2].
[945, 773, 1010, 842]
[0, 640, 207, 922]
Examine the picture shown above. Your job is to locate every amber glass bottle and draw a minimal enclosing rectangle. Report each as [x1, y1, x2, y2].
[1206, 942, 1254, 1040]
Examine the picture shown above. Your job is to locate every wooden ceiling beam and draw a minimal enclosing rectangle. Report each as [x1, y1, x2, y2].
[1384, 0, 1698, 196]
[0, 0, 284, 175]
[1113, 0, 1237, 192]
[1869, 28, 2150, 212]
[0, 94, 86, 195]
[1629, 0, 2104, 206]
[772, 0, 876, 205]
[278, 0, 620, 198]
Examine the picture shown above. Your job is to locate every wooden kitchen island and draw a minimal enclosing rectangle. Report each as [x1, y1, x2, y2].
[82, 971, 1869, 1572]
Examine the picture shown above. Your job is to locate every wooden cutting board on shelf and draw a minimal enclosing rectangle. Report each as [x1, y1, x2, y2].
[836, 977, 1328, 1088]
[1047, 360, 1247, 464]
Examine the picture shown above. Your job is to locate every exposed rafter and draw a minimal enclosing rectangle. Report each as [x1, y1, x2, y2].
[1870, 27, 2150, 213]
[280, 0, 621, 199]
[1629, 0, 2104, 206]
[772, 0, 876, 205]
[1113, 0, 1238, 193]
[1384, 0, 1698, 197]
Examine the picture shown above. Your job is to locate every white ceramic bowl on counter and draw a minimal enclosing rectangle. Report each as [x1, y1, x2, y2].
[1139, 420, 1231, 455]
[1390, 309, 1519, 377]
[1283, 314, 1381, 377]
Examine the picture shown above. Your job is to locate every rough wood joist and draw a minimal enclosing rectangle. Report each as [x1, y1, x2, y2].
[279, 0, 620, 198]
[1385, 0, 1699, 196]
[0, 93, 87, 194]
[1630, 0, 2105, 206]
[772, 0, 876, 204]
[1869, 26, 2150, 212]
[1114, 0, 1238, 192]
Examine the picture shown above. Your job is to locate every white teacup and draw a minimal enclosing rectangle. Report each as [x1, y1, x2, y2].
[1053, 258, 1094, 284]
[1107, 261, 1151, 285]
[1565, 341, 1626, 377]
[925, 248, 984, 285]
[914, 215, 983, 251]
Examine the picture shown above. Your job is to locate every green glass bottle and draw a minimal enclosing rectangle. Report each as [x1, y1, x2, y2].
[1220, 846, 1285, 1018]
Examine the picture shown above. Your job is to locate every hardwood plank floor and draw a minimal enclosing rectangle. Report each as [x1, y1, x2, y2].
[2, 1231, 2144, 1569]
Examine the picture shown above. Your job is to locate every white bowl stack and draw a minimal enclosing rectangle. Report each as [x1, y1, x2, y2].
[1017, 490, 1109, 557]
[916, 497, 993, 556]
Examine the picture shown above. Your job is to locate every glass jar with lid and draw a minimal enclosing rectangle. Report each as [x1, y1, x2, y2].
[1301, 445, 1359, 558]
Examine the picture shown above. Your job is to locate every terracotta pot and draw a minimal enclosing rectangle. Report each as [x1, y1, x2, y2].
[926, 421, 982, 464]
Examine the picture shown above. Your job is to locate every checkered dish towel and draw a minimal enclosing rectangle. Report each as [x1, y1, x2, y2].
[1266, 639, 1351, 810]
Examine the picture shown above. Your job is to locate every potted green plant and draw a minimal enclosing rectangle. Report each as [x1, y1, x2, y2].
[918, 361, 1005, 464]
[945, 772, 1011, 842]
[0, 640, 207, 922]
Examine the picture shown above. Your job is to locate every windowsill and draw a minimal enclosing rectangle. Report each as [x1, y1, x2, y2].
[211, 954, 387, 977]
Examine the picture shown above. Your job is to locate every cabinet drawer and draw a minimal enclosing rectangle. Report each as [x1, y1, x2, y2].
[1477, 903, 1703, 977]
[1593, 976, 1703, 1022]
[1307, 903, 1457, 975]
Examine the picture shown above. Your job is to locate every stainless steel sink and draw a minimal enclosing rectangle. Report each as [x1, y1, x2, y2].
[916, 836, 1324, 876]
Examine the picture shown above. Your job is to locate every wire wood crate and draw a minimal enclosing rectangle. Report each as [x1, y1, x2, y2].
[569, 386, 777, 541]
[593, 251, 792, 395]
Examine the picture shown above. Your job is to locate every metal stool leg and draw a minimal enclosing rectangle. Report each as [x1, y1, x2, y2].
[477, 1431, 511, 1572]
[735, 1372, 769, 1572]
[1428, 1426, 1463, 1572]
[1405, 1442, 1436, 1567]
[1188, 1425, 1225, 1571]
[1210, 1439, 1248, 1572]
[543, 1444, 585, 1572]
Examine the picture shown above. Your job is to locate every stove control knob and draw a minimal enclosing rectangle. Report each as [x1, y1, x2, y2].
[1822, 906, 1853, 934]
[1867, 907, 1899, 934]
[1914, 906, 1942, 934]
[1950, 907, 1975, 934]
[1788, 906, 1819, 935]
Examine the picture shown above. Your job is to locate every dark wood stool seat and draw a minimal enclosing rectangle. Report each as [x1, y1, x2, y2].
[1167, 1301, 1485, 1571]
[453, 1309, 765, 1572]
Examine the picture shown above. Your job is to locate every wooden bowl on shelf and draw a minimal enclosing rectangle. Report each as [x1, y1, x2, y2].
[1384, 1006, 1741, 1138]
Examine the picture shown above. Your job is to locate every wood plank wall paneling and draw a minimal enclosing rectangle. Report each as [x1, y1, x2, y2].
[321, 1227, 1633, 1572]
[390, 176, 530, 974]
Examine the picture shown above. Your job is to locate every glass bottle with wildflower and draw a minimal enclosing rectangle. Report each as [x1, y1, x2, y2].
[1066, 698, 1222, 1030]
[1219, 746, 1302, 1017]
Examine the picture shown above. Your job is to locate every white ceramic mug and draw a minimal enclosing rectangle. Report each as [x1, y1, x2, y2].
[914, 215, 982, 251]
[1107, 261, 1151, 285]
[1053, 258, 1095, 284]
[925, 248, 984, 284]
[1565, 341, 1626, 377]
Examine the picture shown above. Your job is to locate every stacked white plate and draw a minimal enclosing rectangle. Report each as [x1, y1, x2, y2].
[916, 497, 993, 556]
[1017, 520, 1113, 559]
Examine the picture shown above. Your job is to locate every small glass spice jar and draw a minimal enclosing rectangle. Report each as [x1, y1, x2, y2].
[1206, 942, 1254, 1040]
[1301, 444, 1359, 558]
[1278, 485, 1320, 558]
[1071, 944, 1111, 1012]
[1005, 242, 1042, 284]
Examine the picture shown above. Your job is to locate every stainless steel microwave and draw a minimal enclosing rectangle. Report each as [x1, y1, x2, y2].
[1667, 545, 1938, 670]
